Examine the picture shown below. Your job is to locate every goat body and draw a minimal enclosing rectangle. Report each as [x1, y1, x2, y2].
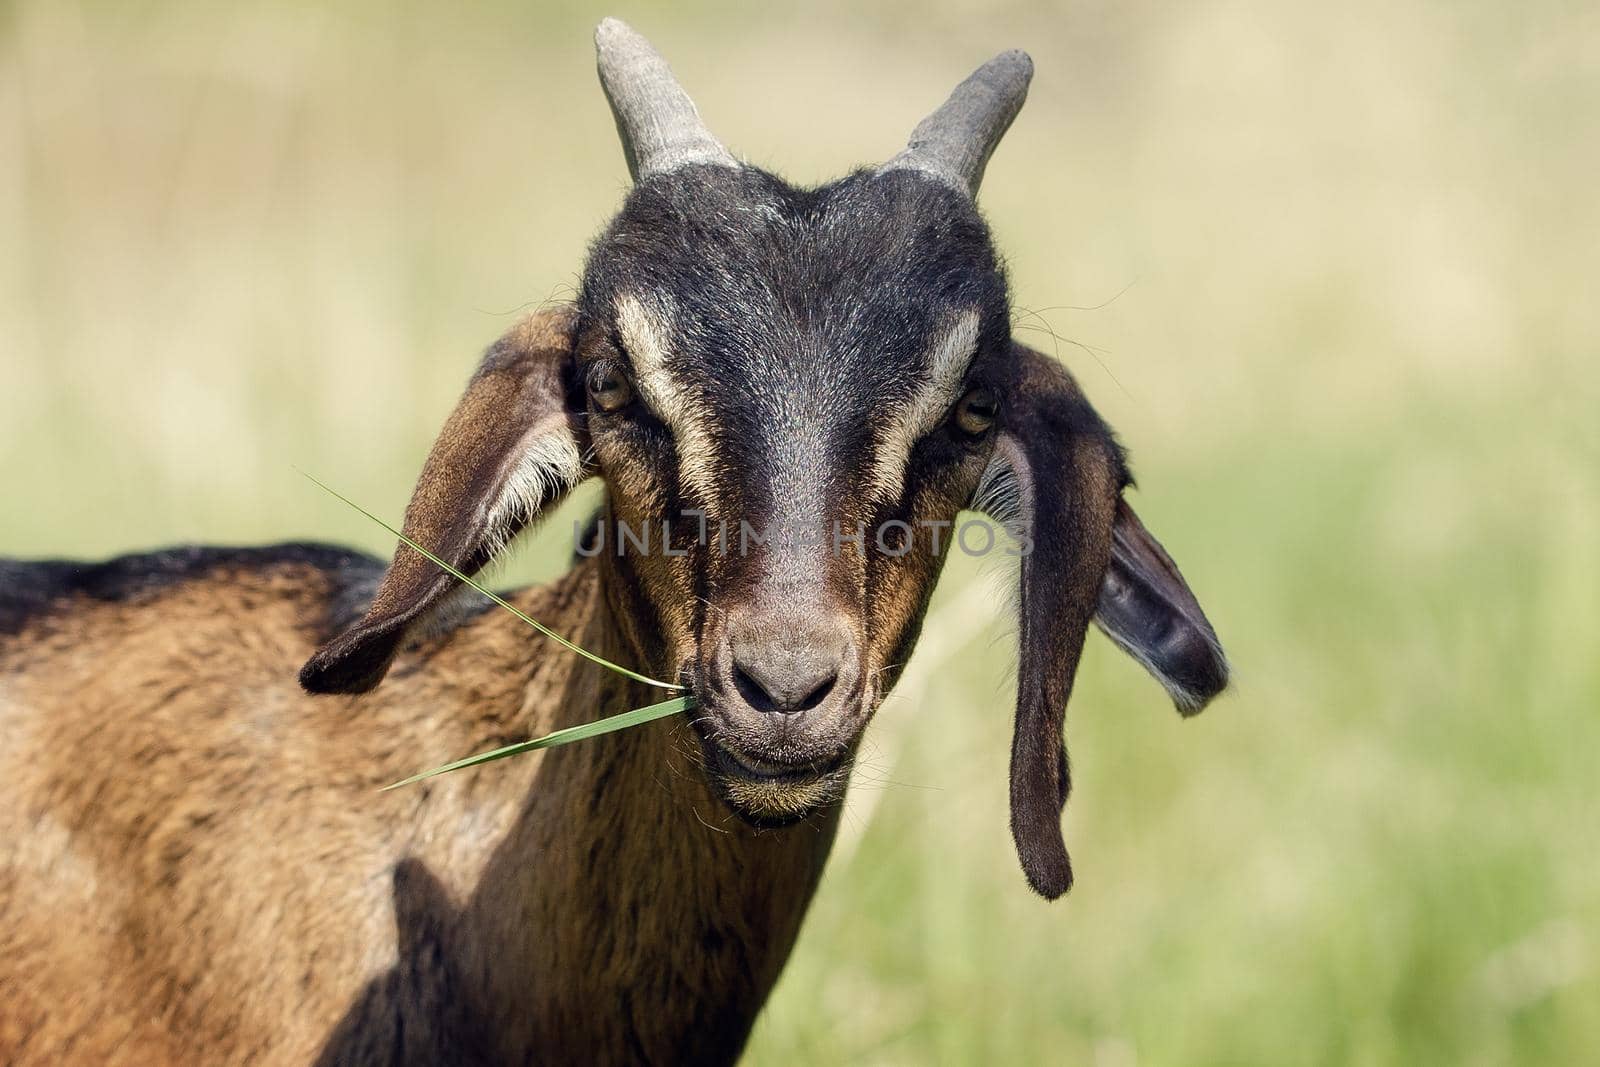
[0, 548, 829, 1064]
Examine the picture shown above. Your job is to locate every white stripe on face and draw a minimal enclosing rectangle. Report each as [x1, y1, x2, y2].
[868, 309, 980, 504]
[614, 293, 722, 510]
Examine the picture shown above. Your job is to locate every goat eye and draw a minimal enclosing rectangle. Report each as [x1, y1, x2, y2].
[953, 387, 998, 436]
[589, 367, 634, 413]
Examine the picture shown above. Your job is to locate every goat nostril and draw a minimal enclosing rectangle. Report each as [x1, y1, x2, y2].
[732, 665, 775, 713]
[731, 660, 838, 716]
[794, 672, 837, 712]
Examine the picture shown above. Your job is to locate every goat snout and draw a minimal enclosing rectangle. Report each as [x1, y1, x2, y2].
[719, 606, 858, 718]
[695, 604, 863, 823]
[698, 602, 864, 778]
[729, 622, 847, 715]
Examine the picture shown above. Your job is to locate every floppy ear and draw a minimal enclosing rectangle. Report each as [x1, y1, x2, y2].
[976, 342, 1228, 900]
[300, 307, 590, 695]
[1096, 499, 1229, 715]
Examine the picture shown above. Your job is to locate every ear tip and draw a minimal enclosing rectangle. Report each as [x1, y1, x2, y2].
[298, 632, 399, 695]
[298, 657, 379, 696]
[1015, 823, 1075, 900]
[1024, 855, 1074, 900]
[1172, 683, 1227, 717]
[1168, 644, 1231, 717]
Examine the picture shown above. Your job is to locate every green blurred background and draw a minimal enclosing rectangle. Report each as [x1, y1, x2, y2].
[3, 1, 1596, 1062]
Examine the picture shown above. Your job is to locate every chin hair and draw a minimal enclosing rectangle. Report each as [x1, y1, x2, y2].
[713, 766, 851, 827]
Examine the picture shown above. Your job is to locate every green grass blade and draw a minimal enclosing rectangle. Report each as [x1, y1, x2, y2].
[379, 695, 694, 791]
[298, 469, 683, 692]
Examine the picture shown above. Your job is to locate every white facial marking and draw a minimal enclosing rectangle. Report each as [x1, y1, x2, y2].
[614, 293, 722, 510]
[869, 309, 981, 503]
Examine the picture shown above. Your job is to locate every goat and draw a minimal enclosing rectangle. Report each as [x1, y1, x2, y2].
[0, 19, 1228, 1066]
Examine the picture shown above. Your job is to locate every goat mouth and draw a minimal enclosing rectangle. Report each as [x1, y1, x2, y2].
[695, 737, 850, 826]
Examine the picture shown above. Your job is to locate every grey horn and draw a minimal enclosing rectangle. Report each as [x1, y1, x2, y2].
[595, 18, 737, 180]
[880, 49, 1034, 196]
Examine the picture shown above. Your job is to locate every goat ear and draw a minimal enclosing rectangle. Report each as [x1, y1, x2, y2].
[976, 344, 1121, 900]
[976, 342, 1227, 900]
[300, 308, 590, 695]
[1096, 499, 1229, 715]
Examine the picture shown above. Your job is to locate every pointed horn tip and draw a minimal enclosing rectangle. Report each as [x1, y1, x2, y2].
[595, 16, 635, 45]
[990, 48, 1035, 82]
[595, 17, 659, 61]
[973, 49, 1034, 100]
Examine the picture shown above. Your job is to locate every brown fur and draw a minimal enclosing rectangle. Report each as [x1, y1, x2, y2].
[0, 557, 834, 1064]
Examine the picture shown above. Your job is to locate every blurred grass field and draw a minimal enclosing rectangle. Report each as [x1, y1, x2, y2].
[3, 1, 1597, 1063]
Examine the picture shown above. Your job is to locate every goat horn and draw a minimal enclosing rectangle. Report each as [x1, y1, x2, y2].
[879, 49, 1034, 196]
[595, 18, 737, 181]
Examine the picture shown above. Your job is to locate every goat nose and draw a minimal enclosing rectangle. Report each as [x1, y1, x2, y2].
[728, 623, 850, 715]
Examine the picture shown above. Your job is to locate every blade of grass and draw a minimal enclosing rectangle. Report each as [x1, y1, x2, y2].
[380, 695, 694, 791]
[298, 469, 683, 692]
